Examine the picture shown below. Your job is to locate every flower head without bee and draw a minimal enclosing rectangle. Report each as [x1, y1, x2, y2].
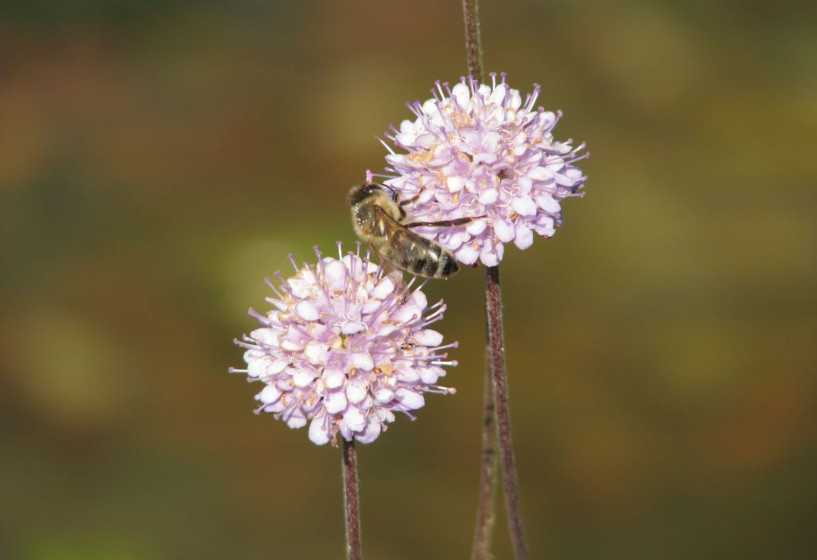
[230, 244, 457, 446]
[382, 73, 587, 267]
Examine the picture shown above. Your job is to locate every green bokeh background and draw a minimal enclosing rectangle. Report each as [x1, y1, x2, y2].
[1, 1, 815, 558]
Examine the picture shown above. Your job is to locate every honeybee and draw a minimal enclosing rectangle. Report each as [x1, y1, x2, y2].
[349, 183, 475, 279]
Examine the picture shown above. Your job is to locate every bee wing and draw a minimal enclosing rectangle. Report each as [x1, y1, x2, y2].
[371, 206, 412, 274]
[373, 205, 408, 234]
[368, 241, 399, 276]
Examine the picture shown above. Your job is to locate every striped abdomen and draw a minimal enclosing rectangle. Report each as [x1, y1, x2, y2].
[376, 225, 459, 279]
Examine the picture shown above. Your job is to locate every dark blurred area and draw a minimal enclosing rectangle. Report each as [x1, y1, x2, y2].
[1, 0, 815, 558]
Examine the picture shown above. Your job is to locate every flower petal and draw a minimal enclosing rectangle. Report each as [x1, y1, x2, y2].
[413, 329, 444, 347]
[308, 419, 331, 445]
[296, 301, 320, 321]
[258, 385, 281, 405]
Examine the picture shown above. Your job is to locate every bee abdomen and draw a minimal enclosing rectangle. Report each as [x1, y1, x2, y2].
[404, 239, 458, 279]
[439, 253, 459, 277]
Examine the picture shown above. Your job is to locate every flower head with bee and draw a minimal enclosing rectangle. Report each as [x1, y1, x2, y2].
[231, 245, 457, 446]
[382, 73, 587, 267]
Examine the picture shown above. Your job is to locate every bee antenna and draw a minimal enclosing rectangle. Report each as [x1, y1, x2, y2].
[379, 183, 399, 201]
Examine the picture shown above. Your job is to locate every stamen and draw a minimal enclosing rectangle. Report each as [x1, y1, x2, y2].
[526, 84, 541, 111]
[434, 80, 445, 101]
[406, 101, 422, 118]
[399, 275, 418, 299]
[264, 296, 287, 309]
[377, 136, 395, 154]
[425, 385, 457, 395]
[248, 308, 271, 325]
[413, 277, 430, 294]
[419, 310, 446, 328]
[234, 338, 258, 350]
[431, 360, 458, 367]
[313, 246, 325, 278]
[399, 410, 417, 421]
[565, 152, 590, 165]
[265, 278, 284, 299]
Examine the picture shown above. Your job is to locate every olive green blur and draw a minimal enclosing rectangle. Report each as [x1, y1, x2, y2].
[1, 1, 814, 559]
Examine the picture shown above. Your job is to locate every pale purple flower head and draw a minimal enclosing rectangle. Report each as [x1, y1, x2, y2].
[230, 244, 457, 446]
[382, 73, 587, 267]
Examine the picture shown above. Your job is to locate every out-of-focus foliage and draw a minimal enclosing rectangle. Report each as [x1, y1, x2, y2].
[1, 1, 815, 558]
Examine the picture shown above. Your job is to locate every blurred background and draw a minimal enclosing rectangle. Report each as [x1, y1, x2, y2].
[1, 0, 815, 558]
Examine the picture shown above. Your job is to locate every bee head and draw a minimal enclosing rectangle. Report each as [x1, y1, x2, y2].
[348, 183, 387, 206]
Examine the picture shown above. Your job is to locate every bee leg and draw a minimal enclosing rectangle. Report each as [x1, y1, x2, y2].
[369, 243, 400, 277]
[397, 193, 421, 207]
[404, 216, 486, 228]
[395, 192, 423, 219]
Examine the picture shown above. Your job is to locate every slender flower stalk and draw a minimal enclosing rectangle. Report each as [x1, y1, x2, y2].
[462, 2, 501, 558]
[484, 265, 528, 560]
[465, 2, 522, 559]
[471, 349, 498, 560]
[342, 440, 362, 560]
[462, 0, 483, 82]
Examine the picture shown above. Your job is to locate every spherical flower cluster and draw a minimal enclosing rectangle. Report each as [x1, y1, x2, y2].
[230, 245, 457, 446]
[382, 73, 587, 267]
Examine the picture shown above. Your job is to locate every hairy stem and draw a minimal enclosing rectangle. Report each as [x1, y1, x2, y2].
[485, 265, 529, 560]
[464, 1, 529, 557]
[342, 439, 362, 560]
[462, 0, 484, 82]
[471, 348, 498, 560]
[464, 1, 500, 558]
